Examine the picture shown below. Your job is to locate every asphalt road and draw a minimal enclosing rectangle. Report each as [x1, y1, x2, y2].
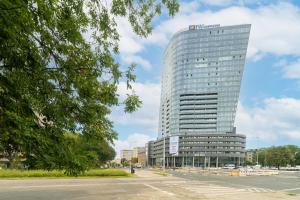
[0, 170, 299, 200]
[170, 170, 300, 194]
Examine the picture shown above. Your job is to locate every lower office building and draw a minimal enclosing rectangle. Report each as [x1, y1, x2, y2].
[146, 24, 250, 167]
[146, 133, 246, 167]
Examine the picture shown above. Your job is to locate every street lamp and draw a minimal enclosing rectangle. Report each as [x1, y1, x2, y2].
[256, 149, 259, 165]
[256, 136, 259, 165]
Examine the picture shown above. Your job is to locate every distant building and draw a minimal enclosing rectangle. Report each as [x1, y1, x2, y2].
[120, 150, 133, 161]
[147, 24, 251, 167]
[120, 147, 146, 165]
[137, 148, 146, 166]
[245, 149, 257, 164]
[133, 147, 144, 158]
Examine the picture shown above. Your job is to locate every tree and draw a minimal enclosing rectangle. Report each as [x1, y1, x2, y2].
[25, 132, 116, 174]
[121, 158, 129, 167]
[0, 0, 179, 174]
[85, 139, 116, 167]
[253, 145, 300, 168]
[244, 160, 253, 166]
[266, 146, 291, 169]
[25, 132, 95, 174]
[257, 148, 268, 167]
[285, 145, 299, 166]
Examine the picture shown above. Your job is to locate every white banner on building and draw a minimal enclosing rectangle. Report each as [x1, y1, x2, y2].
[169, 136, 179, 155]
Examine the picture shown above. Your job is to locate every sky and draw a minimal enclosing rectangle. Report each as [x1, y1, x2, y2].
[110, 0, 300, 157]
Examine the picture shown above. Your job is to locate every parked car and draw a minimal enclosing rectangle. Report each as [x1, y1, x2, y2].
[222, 164, 235, 169]
[135, 163, 142, 168]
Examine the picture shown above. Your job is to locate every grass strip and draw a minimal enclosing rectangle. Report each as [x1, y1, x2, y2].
[0, 169, 129, 178]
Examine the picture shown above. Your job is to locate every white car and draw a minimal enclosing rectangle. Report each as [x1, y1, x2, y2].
[222, 164, 235, 169]
[253, 165, 261, 169]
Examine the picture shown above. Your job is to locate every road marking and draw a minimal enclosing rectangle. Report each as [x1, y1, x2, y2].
[9, 182, 145, 189]
[247, 188, 275, 193]
[249, 188, 261, 192]
[183, 186, 254, 196]
[280, 187, 300, 192]
[11, 183, 104, 189]
[143, 183, 175, 196]
[277, 176, 299, 179]
[179, 184, 277, 197]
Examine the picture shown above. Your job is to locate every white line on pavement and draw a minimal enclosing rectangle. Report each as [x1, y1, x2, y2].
[143, 183, 175, 196]
[9, 182, 144, 190]
[250, 188, 261, 192]
[11, 183, 103, 189]
[280, 187, 300, 192]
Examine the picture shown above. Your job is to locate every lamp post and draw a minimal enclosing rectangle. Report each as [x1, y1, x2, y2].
[294, 152, 298, 166]
[256, 149, 259, 165]
[256, 136, 259, 165]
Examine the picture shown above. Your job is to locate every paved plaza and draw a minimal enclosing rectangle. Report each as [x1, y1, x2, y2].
[0, 170, 299, 200]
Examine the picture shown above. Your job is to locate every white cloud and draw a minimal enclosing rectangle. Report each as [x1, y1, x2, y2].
[179, 1, 201, 14]
[273, 59, 288, 68]
[111, 82, 161, 131]
[235, 98, 300, 146]
[146, 2, 300, 60]
[114, 133, 155, 158]
[282, 59, 300, 80]
[116, 17, 153, 70]
[121, 54, 152, 70]
[199, 0, 236, 6]
[285, 131, 300, 140]
[117, 17, 143, 55]
[198, 0, 263, 7]
[273, 58, 300, 86]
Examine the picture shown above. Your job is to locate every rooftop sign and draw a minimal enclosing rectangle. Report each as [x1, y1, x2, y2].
[189, 24, 220, 30]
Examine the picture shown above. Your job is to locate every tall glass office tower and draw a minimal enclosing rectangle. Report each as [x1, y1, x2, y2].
[147, 24, 251, 168]
[159, 24, 251, 137]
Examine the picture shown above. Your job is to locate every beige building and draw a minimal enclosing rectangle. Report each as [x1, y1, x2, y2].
[120, 150, 133, 161]
[133, 147, 144, 158]
[121, 147, 146, 165]
[137, 148, 146, 166]
[245, 149, 257, 164]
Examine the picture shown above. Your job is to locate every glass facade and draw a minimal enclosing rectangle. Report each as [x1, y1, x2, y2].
[158, 24, 251, 138]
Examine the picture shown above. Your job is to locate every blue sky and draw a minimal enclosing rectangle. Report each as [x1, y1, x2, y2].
[110, 0, 300, 156]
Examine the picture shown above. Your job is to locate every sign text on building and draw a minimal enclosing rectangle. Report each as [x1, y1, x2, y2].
[169, 136, 179, 155]
[189, 24, 220, 30]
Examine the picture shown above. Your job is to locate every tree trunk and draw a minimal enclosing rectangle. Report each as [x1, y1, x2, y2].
[6, 149, 15, 169]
